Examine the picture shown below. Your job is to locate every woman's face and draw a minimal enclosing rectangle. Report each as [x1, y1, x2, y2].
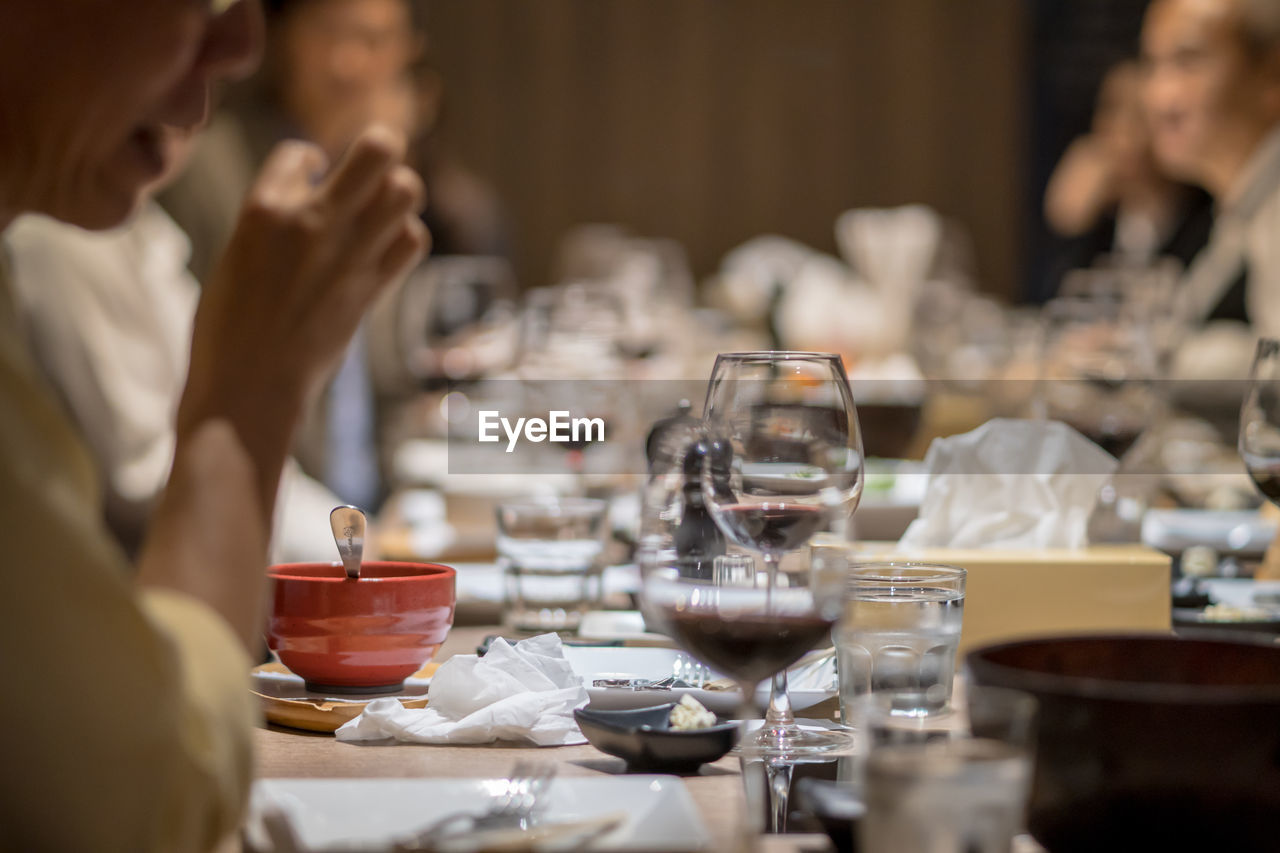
[0, 0, 262, 229]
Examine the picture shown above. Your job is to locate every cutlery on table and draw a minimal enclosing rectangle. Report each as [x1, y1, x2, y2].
[394, 761, 557, 850]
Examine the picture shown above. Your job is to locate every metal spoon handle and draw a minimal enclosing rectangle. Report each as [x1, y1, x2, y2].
[330, 505, 366, 579]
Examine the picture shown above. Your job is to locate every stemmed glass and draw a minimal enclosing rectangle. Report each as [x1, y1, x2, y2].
[701, 351, 864, 756]
[1039, 293, 1160, 460]
[1239, 338, 1280, 506]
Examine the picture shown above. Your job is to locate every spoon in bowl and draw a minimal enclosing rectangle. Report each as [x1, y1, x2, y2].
[330, 505, 366, 580]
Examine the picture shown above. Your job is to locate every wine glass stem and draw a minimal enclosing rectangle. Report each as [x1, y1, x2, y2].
[765, 667, 796, 734]
[767, 759, 794, 834]
[760, 552, 797, 735]
[735, 681, 765, 847]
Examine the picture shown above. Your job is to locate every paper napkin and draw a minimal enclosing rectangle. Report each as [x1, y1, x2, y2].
[335, 633, 589, 746]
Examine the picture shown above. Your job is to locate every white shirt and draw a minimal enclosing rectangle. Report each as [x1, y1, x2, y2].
[5, 203, 340, 561]
[1181, 125, 1280, 338]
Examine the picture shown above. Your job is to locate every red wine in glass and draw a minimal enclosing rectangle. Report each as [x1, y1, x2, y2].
[666, 610, 835, 687]
[1061, 414, 1144, 460]
[1242, 451, 1280, 505]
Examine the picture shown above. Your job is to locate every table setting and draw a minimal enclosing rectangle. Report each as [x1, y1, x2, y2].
[247, 323, 1280, 852]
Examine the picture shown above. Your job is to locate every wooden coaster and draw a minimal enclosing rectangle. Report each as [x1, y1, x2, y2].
[251, 661, 439, 733]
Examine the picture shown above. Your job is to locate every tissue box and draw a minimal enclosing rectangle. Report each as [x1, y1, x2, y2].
[816, 539, 1172, 656]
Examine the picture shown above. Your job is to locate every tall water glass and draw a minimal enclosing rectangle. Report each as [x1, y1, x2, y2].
[836, 562, 966, 722]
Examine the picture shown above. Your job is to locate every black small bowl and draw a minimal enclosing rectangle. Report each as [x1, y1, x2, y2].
[574, 704, 739, 774]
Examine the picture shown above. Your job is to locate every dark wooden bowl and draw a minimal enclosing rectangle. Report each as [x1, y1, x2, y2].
[967, 634, 1280, 853]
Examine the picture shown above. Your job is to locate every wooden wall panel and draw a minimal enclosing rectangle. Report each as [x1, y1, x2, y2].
[422, 0, 1027, 299]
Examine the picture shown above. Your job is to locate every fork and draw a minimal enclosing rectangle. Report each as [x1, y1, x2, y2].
[672, 654, 709, 688]
[395, 761, 557, 851]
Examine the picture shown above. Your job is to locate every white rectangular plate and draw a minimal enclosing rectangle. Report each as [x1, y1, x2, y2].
[561, 645, 834, 714]
[247, 776, 711, 852]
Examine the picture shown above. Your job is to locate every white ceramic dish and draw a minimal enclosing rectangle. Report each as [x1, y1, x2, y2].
[246, 776, 711, 851]
[561, 645, 835, 714]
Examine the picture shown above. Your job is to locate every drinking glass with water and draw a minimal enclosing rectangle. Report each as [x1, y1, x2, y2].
[835, 562, 965, 721]
[496, 497, 607, 632]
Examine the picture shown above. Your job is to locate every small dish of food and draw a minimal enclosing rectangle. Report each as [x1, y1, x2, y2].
[574, 697, 739, 774]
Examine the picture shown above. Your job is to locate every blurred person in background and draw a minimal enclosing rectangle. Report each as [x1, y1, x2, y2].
[163, 0, 424, 282]
[5, 134, 343, 563]
[163, 0, 506, 508]
[1142, 0, 1280, 343]
[1044, 59, 1214, 294]
[0, 0, 426, 848]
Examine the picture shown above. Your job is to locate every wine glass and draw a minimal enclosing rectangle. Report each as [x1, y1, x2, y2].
[635, 542, 845, 840]
[515, 283, 625, 493]
[701, 351, 864, 756]
[1239, 338, 1280, 506]
[1039, 293, 1160, 460]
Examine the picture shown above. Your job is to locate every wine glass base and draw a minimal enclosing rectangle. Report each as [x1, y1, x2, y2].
[735, 725, 850, 758]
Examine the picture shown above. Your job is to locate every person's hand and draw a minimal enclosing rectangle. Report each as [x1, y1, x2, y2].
[179, 124, 428, 510]
[1044, 135, 1119, 237]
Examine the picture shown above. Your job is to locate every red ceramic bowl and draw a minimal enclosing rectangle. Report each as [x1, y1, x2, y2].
[266, 561, 456, 693]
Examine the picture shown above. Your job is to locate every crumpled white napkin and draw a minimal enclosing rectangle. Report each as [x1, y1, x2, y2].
[898, 419, 1117, 549]
[335, 633, 589, 746]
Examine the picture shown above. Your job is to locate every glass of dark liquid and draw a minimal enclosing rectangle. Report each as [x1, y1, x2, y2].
[697, 351, 863, 757]
[1039, 294, 1160, 460]
[1240, 338, 1280, 506]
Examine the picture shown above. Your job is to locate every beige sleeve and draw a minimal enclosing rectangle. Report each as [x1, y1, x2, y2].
[140, 589, 257, 846]
[0, 513, 256, 853]
[0, 309, 256, 852]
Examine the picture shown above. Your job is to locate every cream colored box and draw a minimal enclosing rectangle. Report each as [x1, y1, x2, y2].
[814, 539, 1172, 656]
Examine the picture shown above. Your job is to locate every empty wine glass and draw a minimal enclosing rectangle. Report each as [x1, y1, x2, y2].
[1240, 338, 1280, 507]
[700, 351, 864, 756]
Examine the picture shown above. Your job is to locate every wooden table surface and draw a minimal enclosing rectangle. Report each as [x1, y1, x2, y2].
[252, 625, 833, 852]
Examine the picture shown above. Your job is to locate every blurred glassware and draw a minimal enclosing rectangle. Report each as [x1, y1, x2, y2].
[553, 223, 697, 363]
[517, 281, 628, 377]
[1040, 282, 1173, 542]
[496, 496, 608, 633]
[385, 256, 520, 386]
[1058, 257, 1186, 375]
[911, 282, 1038, 405]
[1039, 292, 1162, 461]
[1239, 338, 1280, 509]
[858, 686, 1037, 853]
